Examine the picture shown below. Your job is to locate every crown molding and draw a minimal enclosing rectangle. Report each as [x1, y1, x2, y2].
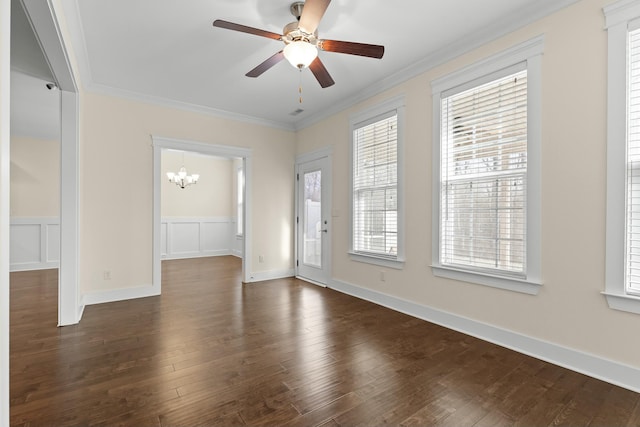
[293, 0, 579, 131]
[84, 81, 296, 132]
[59, 0, 579, 134]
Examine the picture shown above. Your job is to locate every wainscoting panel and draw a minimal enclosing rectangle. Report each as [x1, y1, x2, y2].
[201, 221, 231, 253]
[232, 233, 243, 258]
[46, 224, 60, 263]
[160, 222, 168, 256]
[171, 222, 200, 254]
[162, 217, 241, 260]
[10, 217, 60, 271]
[11, 224, 40, 265]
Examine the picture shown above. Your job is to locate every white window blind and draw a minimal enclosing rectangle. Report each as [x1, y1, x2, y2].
[440, 70, 527, 276]
[353, 113, 398, 258]
[627, 28, 640, 294]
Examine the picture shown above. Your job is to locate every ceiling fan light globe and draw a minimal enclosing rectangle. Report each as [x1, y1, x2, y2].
[283, 40, 318, 69]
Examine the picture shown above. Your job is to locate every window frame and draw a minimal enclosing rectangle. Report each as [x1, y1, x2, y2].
[604, 0, 640, 315]
[431, 36, 543, 295]
[349, 95, 405, 269]
[236, 165, 243, 237]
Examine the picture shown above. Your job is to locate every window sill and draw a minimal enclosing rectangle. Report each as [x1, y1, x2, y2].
[431, 265, 541, 295]
[349, 252, 405, 270]
[602, 291, 640, 315]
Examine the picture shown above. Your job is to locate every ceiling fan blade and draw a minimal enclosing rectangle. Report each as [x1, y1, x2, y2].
[309, 57, 335, 88]
[213, 19, 282, 41]
[246, 51, 285, 78]
[319, 39, 384, 59]
[298, 0, 331, 34]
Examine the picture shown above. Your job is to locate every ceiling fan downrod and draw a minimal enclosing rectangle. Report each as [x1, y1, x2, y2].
[290, 2, 305, 21]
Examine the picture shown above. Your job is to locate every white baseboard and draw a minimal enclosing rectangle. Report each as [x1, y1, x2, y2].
[231, 249, 242, 258]
[82, 284, 160, 306]
[162, 249, 230, 260]
[329, 278, 640, 393]
[10, 261, 59, 272]
[75, 304, 85, 324]
[296, 276, 328, 288]
[246, 269, 295, 283]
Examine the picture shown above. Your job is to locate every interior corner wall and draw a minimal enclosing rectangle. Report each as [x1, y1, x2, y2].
[295, 0, 640, 373]
[10, 135, 60, 217]
[79, 91, 295, 294]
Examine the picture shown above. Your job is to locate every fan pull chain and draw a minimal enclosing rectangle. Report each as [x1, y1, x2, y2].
[298, 68, 303, 104]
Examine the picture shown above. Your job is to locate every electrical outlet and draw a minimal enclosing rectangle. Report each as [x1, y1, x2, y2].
[259, 255, 264, 263]
[380, 271, 386, 282]
[103, 270, 111, 280]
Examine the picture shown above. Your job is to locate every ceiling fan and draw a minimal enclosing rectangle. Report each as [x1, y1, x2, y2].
[212, 0, 385, 88]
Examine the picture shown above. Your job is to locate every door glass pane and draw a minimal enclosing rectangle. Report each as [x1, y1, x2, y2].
[303, 170, 322, 268]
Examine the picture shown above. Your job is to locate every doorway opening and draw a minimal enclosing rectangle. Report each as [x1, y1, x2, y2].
[160, 149, 244, 262]
[11, 0, 81, 327]
[152, 137, 252, 291]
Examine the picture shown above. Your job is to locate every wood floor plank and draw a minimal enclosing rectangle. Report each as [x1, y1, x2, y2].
[282, 392, 363, 427]
[9, 257, 640, 426]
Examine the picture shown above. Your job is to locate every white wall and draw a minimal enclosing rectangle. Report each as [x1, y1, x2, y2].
[296, 0, 640, 378]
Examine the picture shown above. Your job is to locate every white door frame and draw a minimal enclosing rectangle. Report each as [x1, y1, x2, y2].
[1, 2, 10, 425]
[295, 147, 332, 286]
[20, 0, 81, 326]
[152, 136, 253, 288]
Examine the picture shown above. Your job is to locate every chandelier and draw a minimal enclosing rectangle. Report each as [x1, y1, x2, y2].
[166, 166, 199, 189]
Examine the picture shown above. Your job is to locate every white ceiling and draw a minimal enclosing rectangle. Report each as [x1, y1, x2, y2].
[10, 0, 59, 140]
[20, 0, 578, 132]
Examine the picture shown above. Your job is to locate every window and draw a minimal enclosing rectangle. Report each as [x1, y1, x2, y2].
[604, 0, 640, 314]
[350, 96, 405, 269]
[237, 166, 243, 236]
[441, 69, 527, 276]
[431, 37, 543, 294]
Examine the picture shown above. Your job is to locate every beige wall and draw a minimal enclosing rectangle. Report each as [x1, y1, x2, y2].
[161, 150, 232, 218]
[296, 0, 640, 368]
[79, 91, 295, 292]
[10, 136, 60, 217]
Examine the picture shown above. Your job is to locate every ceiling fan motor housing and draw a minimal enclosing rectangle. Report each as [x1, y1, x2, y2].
[283, 21, 318, 45]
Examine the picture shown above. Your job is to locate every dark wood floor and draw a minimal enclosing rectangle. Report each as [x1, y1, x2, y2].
[9, 257, 640, 426]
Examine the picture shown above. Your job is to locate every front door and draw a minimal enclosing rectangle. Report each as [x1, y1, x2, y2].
[296, 156, 331, 285]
